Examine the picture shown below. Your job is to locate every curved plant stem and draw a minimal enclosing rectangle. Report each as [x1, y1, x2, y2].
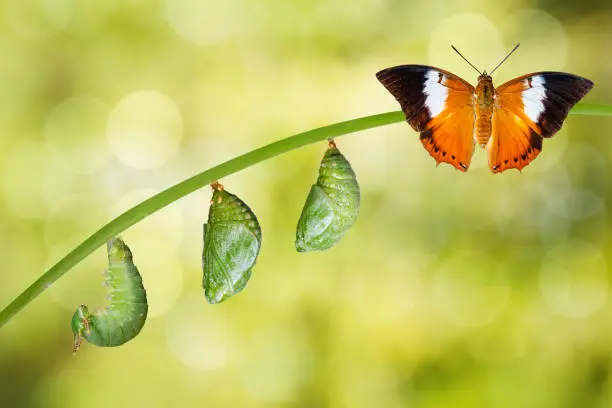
[567, 103, 612, 116]
[0, 111, 402, 327]
[1, 104, 611, 328]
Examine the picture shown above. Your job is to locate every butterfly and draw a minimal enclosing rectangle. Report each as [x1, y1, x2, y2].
[376, 44, 594, 173]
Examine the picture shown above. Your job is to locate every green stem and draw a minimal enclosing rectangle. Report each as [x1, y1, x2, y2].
[0, 111, 402, 327]
[567, 103, 612, 116]
[1, 104, 611, 328]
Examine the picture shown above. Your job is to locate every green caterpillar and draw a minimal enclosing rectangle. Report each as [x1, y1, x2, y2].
[296, 139, 360, 252]
[71, 237, 148, 353]
[202, 182, 262, 304]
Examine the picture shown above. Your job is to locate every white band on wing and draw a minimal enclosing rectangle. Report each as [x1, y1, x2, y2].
[522, 75, 546, 123]
[423, 70, 448, 118]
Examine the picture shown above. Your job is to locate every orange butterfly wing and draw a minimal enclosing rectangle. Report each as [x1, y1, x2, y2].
[377, 65, 476, 171]
[489, 72, 594, 173]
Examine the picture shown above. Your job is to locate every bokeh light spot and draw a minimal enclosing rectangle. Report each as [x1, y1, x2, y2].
[545, 188, 604, 221]
[237, 327, 308, 403]
[562, 142, 608, 194]
[44, 96, 111, 174]
[3, 140, 48, 219]
[137, 256, 183, 319]
[43, 194, 107, 252]
[166, 295, 231, 370]
[107, 91, 183, 169]
[539, 241, 608, 318]
[165, 0, 244, 45]
[502, 9, 568, 71]
[433, 251, 510, 327]
[4, 0, 72, 39]
[109, 189, 184, 264]
[527, 129, 570, 174]
[2, 140, 75, 219]
[42, 0, 72, 29]
[46, 241, 108, 312]
[428, 13, 504, 78]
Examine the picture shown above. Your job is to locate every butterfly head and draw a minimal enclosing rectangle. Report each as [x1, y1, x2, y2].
[478, 71, 492, 82]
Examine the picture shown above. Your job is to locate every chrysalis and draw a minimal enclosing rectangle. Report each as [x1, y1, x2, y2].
[71, 237, 148, 353]
[202, 182, 262, 304]
[296, 139, 360, 252]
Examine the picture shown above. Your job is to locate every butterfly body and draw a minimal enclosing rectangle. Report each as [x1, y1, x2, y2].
[474, 73, 495, 147]
[377, 53, 594, 174]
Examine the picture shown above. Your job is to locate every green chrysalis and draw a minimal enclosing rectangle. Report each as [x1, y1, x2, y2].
[202, 182, 262, 304]
[296, 139, 360, 252]
[71, 237, 148, 353]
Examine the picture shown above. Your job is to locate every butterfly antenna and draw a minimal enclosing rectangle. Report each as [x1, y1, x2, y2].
[451, 45, 482, 75]
[490, 43, 520, 75]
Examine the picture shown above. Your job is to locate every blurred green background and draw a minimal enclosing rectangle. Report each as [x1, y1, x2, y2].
[0, 0, 611, 407]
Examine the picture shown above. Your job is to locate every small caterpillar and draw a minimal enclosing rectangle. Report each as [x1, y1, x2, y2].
[296, 139, 360, 252]
[202, 182, 262, 304]
[71, 237, 148, 353]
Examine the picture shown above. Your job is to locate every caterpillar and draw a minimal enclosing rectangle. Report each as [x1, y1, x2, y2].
[71, 237, 148, 353]
[202, 182, 262, 304]
[296, 139, 360, 252]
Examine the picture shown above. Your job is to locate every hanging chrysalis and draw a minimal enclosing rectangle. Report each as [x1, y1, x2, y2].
[71, 237, 148, 353]
[202, 182, 262, 304]
[296, 139, 360, 252]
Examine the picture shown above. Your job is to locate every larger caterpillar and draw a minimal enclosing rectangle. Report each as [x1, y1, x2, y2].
[295, 139, 360, 252]
[202, 182, 262, 304]
[71, 237, 148, 353]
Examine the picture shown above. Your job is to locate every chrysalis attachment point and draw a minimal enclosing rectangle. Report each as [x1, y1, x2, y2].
[295, 140, 360, 252]
[211, 181, 223, 192]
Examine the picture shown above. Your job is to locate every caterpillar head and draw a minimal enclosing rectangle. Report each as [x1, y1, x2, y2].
[71, 304, 91, 354]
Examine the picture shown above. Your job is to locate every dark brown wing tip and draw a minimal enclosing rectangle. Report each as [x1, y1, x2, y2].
[567, 73, 595, 97]
[375, 67, 398, 85]
[573, 73, 594, 85]
[576, 75, 595, 94]
[375, 68, 388, 80]
[375, 65, 430, 82]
